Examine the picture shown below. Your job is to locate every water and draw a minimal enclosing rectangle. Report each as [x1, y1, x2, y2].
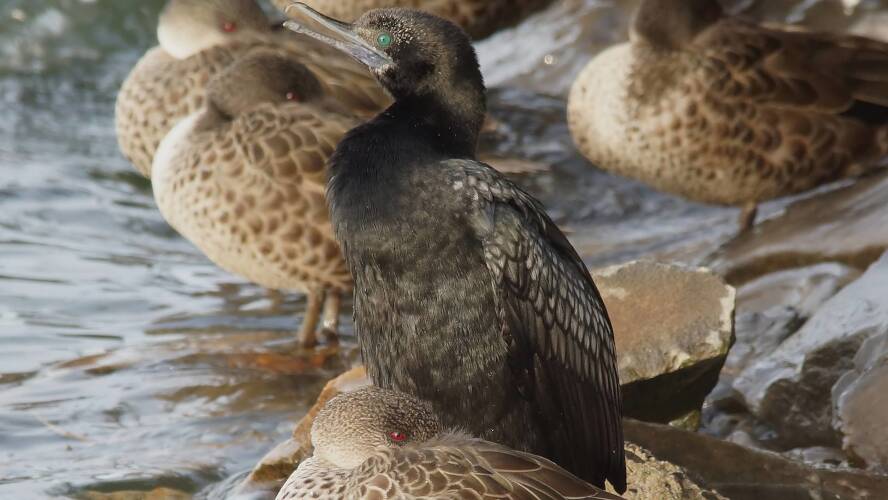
[0, 0, 885, 497]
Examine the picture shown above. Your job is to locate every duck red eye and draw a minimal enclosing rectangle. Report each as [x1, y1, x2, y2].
[222, 21, 237, 33]
[389, 431, 407, 442]
[286, 92, 300, 102]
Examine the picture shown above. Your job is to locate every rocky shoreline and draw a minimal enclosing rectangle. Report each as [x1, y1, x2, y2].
[239, 167, 888, 498]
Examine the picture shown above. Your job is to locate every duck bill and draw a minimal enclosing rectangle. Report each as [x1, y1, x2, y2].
[283, 3, 393, 70]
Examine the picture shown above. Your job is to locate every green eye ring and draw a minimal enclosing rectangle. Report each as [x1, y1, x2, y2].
[377, 32, 393, 48]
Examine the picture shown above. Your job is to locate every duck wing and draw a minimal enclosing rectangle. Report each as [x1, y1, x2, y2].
[350, 439, 624, 499]
[694, 18, 888, 118]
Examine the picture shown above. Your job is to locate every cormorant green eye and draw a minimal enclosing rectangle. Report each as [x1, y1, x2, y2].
[377, 32, 393, 48]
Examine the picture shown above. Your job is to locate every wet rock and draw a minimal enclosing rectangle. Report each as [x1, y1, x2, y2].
[248, 383, 727, 500]
[833, 331, 888, 469]
[726, 263, 861, 378]
[735, 251, 888, 449]
[242, 365, 368, 494]
[626, 418, 888, 500]
[617, 443, 726, 500]
[851, 12, 888, 41]
[594, 261, 735, 425]
[244, 262, 736, 493]
[702, 264, 860, 451]
[79, 488, 190, 500]
[710, 170, 888, 285]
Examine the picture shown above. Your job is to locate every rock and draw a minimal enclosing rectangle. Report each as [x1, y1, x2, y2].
[594, 261, 735, 425]
[243, 261, 737, 495]
[241, 365, 369, 495]
[833, 331, 888, 469]
[725, 263, 861, 378]
[625, 418, 888, 500]
[79, 488, 190, 500]
[709, 170, 888, 285]
[616, 443, 727, 500]
[851, 12, 888, 42]
[248, 400, 726, 500]
[735, 251, 888, 449]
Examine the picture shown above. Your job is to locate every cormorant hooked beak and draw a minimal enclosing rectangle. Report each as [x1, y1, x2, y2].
[283, 3, 393, 70]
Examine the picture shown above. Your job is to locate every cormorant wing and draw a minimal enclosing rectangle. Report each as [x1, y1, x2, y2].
[445, 159, 626, 492]
[349, 437, 625, 499]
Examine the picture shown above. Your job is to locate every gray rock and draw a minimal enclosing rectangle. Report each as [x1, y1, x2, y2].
[710, 170, 888, 285]
[244, 261, 738, 495]
[726, 263, 861, 378]
[617, 443, 726, 500]
[594, 261, 735, 425]
[735, 251, 888, 448]
[626, 418, 888, 500]
[833, 331, 888, 469]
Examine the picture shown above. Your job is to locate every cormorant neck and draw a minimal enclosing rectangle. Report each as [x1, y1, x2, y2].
[382, 80, 486, 159]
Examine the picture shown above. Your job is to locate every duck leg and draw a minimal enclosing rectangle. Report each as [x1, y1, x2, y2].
[321, 289, 342, 344]
[738, 201, 758, 233]
[298, 289, 326, 348]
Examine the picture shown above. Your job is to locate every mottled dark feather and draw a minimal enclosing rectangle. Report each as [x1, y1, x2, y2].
[449, 160, 625, 491]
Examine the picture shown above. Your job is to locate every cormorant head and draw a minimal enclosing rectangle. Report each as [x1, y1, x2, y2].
[283, 4, 484, 104]
[203, 51, 323, 123]
[158, 0, 270, 59]
[631, 0, 723, 49]
[310, 387, 443, 469]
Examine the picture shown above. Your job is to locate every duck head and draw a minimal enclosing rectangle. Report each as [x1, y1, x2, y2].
[631, 0, 723, 49]
[200, 51, 323, 128]
[158, 0, 270, 59]
[311, 387, 443, 469]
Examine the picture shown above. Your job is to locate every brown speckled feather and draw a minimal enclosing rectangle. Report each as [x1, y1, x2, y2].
[116, 45, 235, 177]
[152, 101, 355, 292]
[568, 0, 888, 208]
[272, 0, 553, 39]
[116, 32, 389, 177]
[281, 437, 624, 499]
[694, 19, 888, 111]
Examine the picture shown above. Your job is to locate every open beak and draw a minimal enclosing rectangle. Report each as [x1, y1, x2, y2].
[283, 3, 393, 70]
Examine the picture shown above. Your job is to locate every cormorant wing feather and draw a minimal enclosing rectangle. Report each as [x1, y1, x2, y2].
[445, 159, 626, 492]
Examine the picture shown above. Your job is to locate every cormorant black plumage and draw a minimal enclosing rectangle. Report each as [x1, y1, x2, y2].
[285, 5, 627, 492]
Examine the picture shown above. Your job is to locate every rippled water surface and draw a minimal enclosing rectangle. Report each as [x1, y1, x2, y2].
[1, 0, 886, 497]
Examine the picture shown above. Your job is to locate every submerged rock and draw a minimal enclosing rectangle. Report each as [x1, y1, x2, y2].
[243, 365, 369, 493]
[735, 251, 888, 449]
[626, 418, 888, 500]
[594, 261, 735, 425]
[710, 170, 888, 285]
[79, 488, 190, 500]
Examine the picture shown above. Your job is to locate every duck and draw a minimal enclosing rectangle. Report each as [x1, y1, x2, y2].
[285, 4, 626, 491]
[567, 0, 888, 231]
[116, 0, 389, 177]
[151, 51, 356, 347]
[271, 0, 554, 40]
[276, 386, 625, 499]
